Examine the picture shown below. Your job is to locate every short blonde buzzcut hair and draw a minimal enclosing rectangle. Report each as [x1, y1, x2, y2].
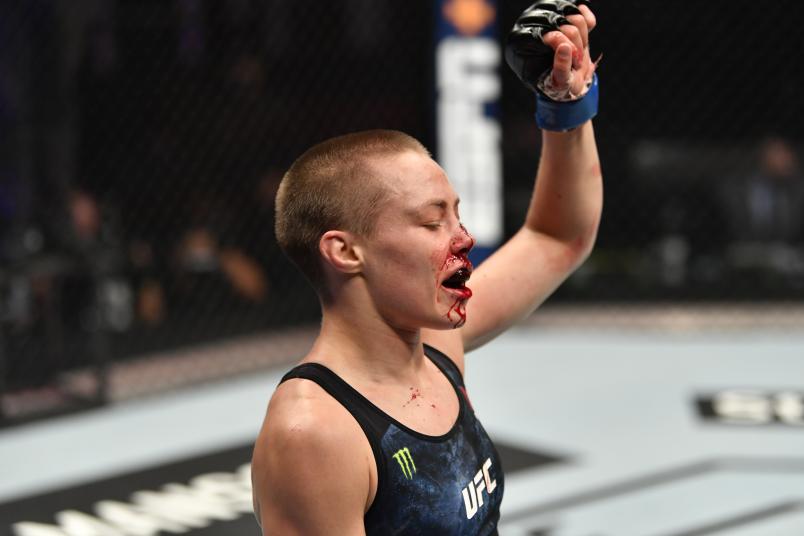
[275, 129, 429, 297]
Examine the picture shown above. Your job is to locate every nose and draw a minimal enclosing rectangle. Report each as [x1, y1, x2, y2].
[452, 224, 475, 256]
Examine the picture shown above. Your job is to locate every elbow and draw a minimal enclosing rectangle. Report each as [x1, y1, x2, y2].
[565, 222, 599, 271]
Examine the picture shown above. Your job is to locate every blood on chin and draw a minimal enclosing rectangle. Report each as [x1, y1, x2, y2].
[440, 282, 473, 298]
[441, 285, 472, 327]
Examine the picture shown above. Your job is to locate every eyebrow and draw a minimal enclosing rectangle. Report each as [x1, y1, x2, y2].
[407, 198, 461, 217]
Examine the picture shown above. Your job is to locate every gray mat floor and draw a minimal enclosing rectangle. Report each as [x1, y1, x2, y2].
[1, 326, 803, 535]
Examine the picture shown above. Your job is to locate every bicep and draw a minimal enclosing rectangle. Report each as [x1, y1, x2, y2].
[253, 409, 369, 536]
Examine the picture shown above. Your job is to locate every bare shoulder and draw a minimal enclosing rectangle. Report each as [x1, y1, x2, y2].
[252, 378, 372, 535]
[421, 328, 466, 375]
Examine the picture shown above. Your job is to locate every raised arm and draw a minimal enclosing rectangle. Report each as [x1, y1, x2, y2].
[459, 1, 603, 352]
[462, 127, 601, 351]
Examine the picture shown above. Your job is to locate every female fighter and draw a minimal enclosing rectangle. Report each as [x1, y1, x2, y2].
[252, 1, 601, 533]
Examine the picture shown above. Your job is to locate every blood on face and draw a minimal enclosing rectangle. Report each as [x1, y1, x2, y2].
[437, 224, 475, 327]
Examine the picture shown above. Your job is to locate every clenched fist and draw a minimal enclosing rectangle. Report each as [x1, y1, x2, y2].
[505, 0, 597, 100]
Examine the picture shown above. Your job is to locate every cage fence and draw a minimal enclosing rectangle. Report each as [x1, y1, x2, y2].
[1, 0, 803, 423]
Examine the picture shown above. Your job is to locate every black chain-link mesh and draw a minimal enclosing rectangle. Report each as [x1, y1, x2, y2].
[1, 1, 803, 418]
[502, 0, 804, 301]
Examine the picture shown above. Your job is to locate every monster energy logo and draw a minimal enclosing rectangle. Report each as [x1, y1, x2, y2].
[392, 447, 417, 480]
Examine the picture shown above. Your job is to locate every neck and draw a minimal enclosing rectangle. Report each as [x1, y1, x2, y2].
[306, 296, 428, 385]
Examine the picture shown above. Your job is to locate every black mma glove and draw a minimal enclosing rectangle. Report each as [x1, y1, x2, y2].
[505, 0, 591, 94]
[504, 0, 598, 131]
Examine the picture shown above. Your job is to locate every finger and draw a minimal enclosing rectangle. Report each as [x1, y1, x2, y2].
[551, 43, 573, 89]
[579, 57, 595, 91]
[557, 23, 584, 68]
[542, 29, 578, 70]
[578, 4, 596, 32]
[566, 13, 589, 50]
[542, 29, 576, 56]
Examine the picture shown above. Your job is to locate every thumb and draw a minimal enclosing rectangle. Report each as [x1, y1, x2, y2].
[551, 43, 573, 89]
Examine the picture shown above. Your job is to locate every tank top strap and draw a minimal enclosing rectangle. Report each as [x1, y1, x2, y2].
[423, 344, 465, 387]
[279, 363, 388, 470]
[423, 344, 477, 414]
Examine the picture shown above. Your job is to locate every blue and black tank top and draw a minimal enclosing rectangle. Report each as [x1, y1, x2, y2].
[280, 344, 504, 535]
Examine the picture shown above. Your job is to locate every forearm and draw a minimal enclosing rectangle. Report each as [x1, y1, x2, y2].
[525, 120, 602, 258]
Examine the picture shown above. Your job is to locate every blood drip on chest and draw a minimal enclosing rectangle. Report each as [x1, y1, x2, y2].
[404, 387, 423, 407]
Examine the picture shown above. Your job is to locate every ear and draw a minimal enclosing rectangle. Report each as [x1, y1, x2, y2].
[319, 230, 364, 275]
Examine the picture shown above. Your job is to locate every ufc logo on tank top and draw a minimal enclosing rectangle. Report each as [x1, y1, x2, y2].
[461, 458, 498, 519]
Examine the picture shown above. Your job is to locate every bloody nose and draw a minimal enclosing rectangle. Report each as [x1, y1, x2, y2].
[453, 224, 475, 255]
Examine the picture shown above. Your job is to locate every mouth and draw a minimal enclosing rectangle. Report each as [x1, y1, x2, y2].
[440, 267, 473, 297]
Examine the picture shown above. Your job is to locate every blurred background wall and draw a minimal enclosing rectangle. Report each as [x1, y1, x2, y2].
[1, 0, 803, 422]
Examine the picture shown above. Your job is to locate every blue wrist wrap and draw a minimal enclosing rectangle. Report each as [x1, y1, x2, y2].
[535, 73, 599, 132]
